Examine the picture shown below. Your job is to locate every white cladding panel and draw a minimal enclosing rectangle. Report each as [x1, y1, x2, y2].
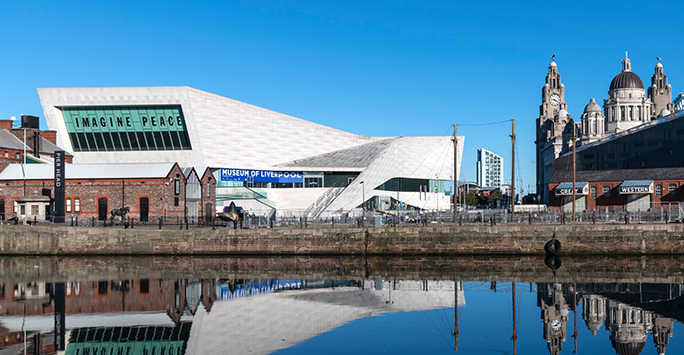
[38, 87, 383, 169]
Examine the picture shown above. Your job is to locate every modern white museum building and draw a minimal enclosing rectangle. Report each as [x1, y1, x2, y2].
[38, 86, 463, 217]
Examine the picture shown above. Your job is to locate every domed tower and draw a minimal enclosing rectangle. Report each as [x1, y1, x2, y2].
[648, 57, 674, 120]
[582, 294, 606, 336]
[580, 98, 606, 145]
[652, 316, 674, 355]
[537, 57, 573, 205]
[603, 52, 652, 135]
[606, 299, 653, 355]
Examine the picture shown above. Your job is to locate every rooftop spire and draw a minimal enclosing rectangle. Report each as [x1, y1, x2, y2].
[622, 52, 631, 72]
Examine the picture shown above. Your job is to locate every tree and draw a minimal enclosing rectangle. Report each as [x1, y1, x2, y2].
[465, 192, 479, 206]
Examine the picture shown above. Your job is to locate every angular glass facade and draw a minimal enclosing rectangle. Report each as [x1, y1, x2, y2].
[376, 177, 443, 193]
[61, 106, 192, 152]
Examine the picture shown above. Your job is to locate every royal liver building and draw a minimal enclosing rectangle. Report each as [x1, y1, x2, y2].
[536, 53, 674, 204]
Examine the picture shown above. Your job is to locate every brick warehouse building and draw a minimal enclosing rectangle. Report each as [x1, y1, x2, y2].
[0, 117, 73, 172]
[0, 162, 216, 223]
[549, 168, 684, 212]
[549, 109, 684, 212]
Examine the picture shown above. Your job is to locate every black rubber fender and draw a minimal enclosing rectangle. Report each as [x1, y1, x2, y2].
[544, 239, 562, 255]
[544, 254, 562, 270]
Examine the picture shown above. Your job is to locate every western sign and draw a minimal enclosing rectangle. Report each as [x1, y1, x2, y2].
[619, 186, 651, 194]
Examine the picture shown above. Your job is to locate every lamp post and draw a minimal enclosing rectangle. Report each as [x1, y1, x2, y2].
[360, 181, 365, 226]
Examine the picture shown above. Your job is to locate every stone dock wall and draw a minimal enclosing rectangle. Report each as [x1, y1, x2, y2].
[3, 255, 684, 284]
[1, 223, 684, 255]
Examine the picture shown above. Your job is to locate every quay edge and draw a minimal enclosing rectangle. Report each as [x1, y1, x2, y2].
[1, 223, 684, 256]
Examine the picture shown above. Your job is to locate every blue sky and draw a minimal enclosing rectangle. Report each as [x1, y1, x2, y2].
[1, 1, 683, 195]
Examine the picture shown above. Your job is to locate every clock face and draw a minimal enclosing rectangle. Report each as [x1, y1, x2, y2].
[550, 94, 561, 106]
[551, 319, 562, 331]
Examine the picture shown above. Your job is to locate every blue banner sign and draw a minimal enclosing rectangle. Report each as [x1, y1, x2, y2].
[219, 280, 302, 300]
[221, 168, 303, 183]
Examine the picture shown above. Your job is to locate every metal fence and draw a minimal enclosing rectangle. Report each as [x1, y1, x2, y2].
[17, 202, 684, 229]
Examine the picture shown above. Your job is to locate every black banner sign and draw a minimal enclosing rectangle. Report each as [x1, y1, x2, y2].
[54, 151, 65, 223]
[54, 282, 66, 350]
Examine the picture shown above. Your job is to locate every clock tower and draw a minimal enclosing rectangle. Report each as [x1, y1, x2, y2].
[536, 57, 573, 204]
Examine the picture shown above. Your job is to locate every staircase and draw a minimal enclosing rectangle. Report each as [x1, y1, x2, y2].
[305, 187, 344, 218]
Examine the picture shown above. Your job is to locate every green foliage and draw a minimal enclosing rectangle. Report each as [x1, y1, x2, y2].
[465, 192, 479, 205]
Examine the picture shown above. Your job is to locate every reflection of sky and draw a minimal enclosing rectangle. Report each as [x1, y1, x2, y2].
[273, 282, 684, 355]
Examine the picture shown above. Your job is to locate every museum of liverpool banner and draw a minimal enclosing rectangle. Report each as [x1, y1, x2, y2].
[221, 169, 303, 183]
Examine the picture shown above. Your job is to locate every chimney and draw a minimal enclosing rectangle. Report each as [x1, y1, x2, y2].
[43, 131, 57, 145]
[33, 131, 40, 158]
[0, 120, 13, 131]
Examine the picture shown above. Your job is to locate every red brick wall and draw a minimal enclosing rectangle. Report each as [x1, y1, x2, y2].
[550, 179, 684, 210]
[43, 131, 57, 145]
[0, 120, 12, 131]
[0, 164, 214, 222]
[0, 278, 216, 319]
[200, 168, 217, 220]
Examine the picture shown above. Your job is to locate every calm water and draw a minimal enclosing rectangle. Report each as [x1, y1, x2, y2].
[1, 256, 684, 355]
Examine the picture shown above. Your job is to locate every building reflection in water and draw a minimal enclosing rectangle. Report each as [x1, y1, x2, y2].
[0, 279, 217, 354]
[537, 282, 679, 355]
[0, 279, 681, 354]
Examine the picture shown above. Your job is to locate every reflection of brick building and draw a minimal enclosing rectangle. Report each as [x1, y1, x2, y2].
[0, 164, 216, 223]
[0, 278, 216, 354]
[0, 278, 216, 322]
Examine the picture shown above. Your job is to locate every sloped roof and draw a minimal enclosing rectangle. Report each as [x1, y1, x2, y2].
[0, 130, 27, 150]
[555, 182, 588, 189]
[40, 137, 72, 156]
[276, 138, 398, 169]
[0, 163, 177, 180]
[0, 129, 73, 156]
[181, 167, 197, 179]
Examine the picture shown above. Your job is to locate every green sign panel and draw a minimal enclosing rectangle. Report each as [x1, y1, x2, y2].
[61, 106, 192, 152]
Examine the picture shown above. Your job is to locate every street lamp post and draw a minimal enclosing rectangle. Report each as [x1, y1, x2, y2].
[360, 181, 365, 226]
